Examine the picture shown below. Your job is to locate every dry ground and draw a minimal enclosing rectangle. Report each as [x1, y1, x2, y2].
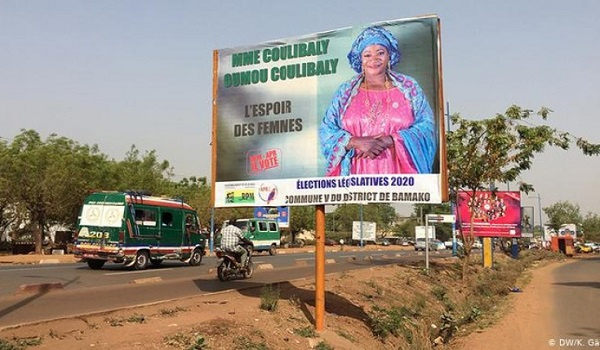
[0, 250, 566, 350]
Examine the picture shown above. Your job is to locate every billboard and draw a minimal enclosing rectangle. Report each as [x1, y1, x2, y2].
[352, 221, 377, 242]
[415, 226, 436, 240]
[558, 223, 577, 239]
[457, 191, 522, 238]
[521, 206, 534, 238]
[253, 206, 289, 228]
[212, 16, 446, 207]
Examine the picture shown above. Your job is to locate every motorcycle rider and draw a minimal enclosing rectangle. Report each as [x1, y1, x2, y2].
[220, 217, 253, 270]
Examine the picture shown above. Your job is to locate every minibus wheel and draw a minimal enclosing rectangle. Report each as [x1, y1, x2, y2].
[133, 251, 149, 270]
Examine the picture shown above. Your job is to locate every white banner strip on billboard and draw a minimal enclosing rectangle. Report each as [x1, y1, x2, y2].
[214, 174, 441, 207]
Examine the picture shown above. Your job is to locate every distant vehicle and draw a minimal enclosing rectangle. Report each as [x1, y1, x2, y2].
[583, 242, 599, 252]
[415, 238, 445, 251]
[472, 240, 483, 249]
[414, 238, 427, 251]
[220, 218, 281, 255]
[430, 240, 446, 251]
[576, 244, 593, 254]
[444, 240, 463, 249]
[324, 238, 337, 246]
[380, 239, 390, 246]
[74, 191, 206, 270]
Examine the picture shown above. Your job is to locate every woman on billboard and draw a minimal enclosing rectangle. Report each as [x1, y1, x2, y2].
[319, 25, 437, 176]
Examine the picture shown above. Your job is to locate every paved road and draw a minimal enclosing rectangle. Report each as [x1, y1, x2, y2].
[552, 256, 600, 343]
[0, 248, 450, 328]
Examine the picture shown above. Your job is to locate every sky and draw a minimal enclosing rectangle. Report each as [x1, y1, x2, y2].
[1, 0, 599, 221]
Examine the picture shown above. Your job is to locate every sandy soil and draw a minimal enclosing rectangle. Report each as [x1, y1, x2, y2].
[0, 250, 567, 350]
[450, 260, 560, 350]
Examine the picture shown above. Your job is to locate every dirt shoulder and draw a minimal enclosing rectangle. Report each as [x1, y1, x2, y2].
[450, 259, 565, 350]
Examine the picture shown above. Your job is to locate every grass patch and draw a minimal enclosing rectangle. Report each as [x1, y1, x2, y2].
[293, 326, 316, 338]
[259, 284, 279, 312]
[364, 279, 385, 296]
[314, 341, 334, 350]
[335, 329, 355, 342]
[159, 306, 189, 317]
[127, 314, 146, 324]
[368, 305, 411, 339]
[104, 317, 124, 327]
[233, 335, 269, 350]
[0, 336, 43, 350]
[163, 332, 205, 350]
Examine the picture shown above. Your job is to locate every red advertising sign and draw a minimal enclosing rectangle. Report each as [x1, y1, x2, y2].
[457, 191, 521, 238]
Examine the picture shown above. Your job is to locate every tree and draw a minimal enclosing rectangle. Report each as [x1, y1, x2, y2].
[447, 105, 599, 280]
[289, 206, 316, 235]
[1, 130, 118, 252]
[330, 203, 396, 239]
[543, 201, 582, 232]
[581, 212, 600, 242]
[114, 145, 173, 194]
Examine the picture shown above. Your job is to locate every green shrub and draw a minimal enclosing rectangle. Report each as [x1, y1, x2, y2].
[293, 326, 316, 338]
[259, 284, 279, 312]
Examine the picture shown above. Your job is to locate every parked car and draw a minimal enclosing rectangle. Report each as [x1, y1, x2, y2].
[415, 238, 445, 251]
[472, 240, 483, 249]
[429, 240, 446, 251]
[324, 238, 337, 246]
[583, 242, 600, 253]
[444, 240, 464, 249]
[414, 238, 427, 251]
[576, 244, 593, 253]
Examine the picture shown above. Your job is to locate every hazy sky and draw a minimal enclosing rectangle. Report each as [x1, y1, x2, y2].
[1, 1, 599, 220]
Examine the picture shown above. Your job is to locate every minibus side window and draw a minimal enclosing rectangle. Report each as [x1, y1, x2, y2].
[135, 209, 157, 226]
[258, 221, 267, 232]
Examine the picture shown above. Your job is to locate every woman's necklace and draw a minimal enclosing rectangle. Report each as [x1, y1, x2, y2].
[364, 78, 391, 125]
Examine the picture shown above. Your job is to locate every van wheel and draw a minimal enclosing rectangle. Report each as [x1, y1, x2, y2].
[268, 245, 277, 256]
[133, 251, 149, 270]
[87, 259, 105, 270]
[188, 248, 203, 266]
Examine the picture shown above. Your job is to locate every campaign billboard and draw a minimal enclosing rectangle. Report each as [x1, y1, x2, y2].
[457, 191, 522, 238]
[253, 206, 289, 228]
[212, 15, 446, 207]
[521, 206, 534, 238]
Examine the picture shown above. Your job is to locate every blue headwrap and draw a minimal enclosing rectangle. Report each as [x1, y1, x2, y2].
[347, 26, 401, 74]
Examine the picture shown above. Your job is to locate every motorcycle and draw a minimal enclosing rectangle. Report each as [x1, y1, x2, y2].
[215, 244, 254, 281]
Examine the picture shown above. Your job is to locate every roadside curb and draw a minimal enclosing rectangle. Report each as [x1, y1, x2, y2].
[39, 259, 61, 264]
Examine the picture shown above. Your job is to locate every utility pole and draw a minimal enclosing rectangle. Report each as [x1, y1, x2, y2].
[529, 194, 544, 241]
[536, 194, 544, 241]
[446, 101, 458, 256]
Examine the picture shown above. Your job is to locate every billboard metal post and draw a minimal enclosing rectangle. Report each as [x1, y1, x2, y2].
[425, 216, 430, 270]
[359, 204, 364, 248]
[315, 205, 325, 332]
[210, 207, 215, 253]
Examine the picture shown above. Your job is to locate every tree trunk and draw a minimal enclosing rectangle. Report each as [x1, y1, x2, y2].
[34, 223, 43, 254]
